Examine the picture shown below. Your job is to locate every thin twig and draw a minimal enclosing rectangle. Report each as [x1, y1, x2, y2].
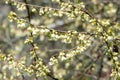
[23, 0, 38, 80]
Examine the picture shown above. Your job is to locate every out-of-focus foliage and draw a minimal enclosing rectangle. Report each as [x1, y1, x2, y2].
[0, 0, 120, 80]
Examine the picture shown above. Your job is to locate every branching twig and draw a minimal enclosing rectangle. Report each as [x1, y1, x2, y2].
[23, 0, 59, 80]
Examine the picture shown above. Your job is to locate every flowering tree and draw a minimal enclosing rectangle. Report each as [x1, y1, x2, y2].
[0, 0, 120, 80]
